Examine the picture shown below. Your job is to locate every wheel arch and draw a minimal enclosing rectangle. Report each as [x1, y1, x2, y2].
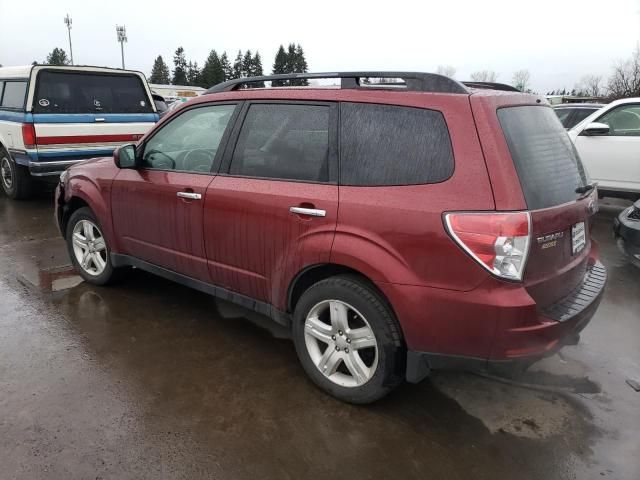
[60, 196, 90, 238]
[286, 263, 405, 341]
[62, 178, 115, 249]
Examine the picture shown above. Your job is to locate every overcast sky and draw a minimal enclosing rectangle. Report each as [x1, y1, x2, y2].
[1, 0, 639, 93]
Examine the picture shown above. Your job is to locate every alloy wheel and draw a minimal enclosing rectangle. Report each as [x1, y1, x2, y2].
[71, 219, 107, 276]
[1, 156, 13, 190]
[304, 299, 379, 387]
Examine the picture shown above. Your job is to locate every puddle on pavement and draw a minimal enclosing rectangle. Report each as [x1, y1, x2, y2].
[18, 265, 83, 293]
[6, 236, 84, 293]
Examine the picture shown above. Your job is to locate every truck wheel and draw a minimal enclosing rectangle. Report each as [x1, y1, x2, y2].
[0, 147, 33, 200]
[292, 275, 405, 404]
[66, 207, 122, 285]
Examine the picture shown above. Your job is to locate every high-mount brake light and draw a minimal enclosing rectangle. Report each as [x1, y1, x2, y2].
[21, 123, 36, 149]
[445, 211, 531, 281]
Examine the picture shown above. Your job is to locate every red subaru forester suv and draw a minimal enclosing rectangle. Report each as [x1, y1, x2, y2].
[55, 72, 606, 403]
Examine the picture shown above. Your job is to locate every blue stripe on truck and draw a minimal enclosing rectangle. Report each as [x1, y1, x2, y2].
[0, 111, 28, 122]
[31, 113, 158, 123]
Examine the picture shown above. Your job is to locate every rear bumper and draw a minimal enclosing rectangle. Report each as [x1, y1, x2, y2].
[377, 255, 607, 383]
[29, 159, 92, 176]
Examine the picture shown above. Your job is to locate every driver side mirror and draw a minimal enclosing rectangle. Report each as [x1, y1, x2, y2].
[114, 143, 137, 169]
[581, 122, 610, 136]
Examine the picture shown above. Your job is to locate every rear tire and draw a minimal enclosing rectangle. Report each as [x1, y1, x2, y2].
[66, 207, 122, 285]
[292, 275, 405, 404]
[1, 147, 33, 200]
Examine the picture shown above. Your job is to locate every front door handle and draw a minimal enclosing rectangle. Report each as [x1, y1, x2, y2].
[289, 206, 326, 217]
[177, 191, 202, 200]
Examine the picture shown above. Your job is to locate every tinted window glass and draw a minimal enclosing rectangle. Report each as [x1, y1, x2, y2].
[0, 82, 5, 104]
[554, 108, 573, 128]
[598, 104, 640, 136]
[498, 106, 589, 210]
[340, 103, 454, 186]
[1, 81, 27, 109]
[33, 71, 153, 114]
[142, 104, 236, 172]
[230, 104, 330, 182]
[569, 108, 598, 127]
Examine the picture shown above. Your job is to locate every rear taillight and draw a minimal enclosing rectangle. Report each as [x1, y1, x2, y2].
[445, 211, 531, 281]
[21, 123, 36, 149]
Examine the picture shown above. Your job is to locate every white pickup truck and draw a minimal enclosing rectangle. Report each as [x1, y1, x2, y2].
[568, 98, 640, 201]
[0, 65, 158, 199]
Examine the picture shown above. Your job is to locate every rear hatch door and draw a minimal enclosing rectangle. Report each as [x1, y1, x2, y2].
[472, 94, 597, 307]
[31, 69, 157, 162]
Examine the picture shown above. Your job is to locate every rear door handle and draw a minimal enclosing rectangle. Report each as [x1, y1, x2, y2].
[177, 191, 202, 200]
[289, 206, 326, 217]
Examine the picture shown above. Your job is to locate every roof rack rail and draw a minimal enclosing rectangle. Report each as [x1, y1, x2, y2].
[462, 81, 521, 92]
[205, 71, 469, 95]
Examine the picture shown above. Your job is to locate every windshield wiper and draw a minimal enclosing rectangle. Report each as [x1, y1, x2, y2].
[576, 182, 597, 195]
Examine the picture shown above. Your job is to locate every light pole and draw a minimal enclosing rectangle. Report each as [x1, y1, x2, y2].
[116, 25, 127, 69]
[64, 14, 73, 65]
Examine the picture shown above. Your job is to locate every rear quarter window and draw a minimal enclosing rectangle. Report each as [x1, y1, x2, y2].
[1, 81, 27, 109]
[498, 106, 588, 210]
[33, 71, 153, 114]
[339, 103, 454, 186]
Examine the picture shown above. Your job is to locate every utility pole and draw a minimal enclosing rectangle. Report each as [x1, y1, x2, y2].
[64, 14, 73, 65]
[116, 25, 127, 69]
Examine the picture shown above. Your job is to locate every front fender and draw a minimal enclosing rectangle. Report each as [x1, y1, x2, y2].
[64, 175, 115, 251]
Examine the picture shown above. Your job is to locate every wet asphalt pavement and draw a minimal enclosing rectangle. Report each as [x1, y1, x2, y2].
[0, 190, 638, 480]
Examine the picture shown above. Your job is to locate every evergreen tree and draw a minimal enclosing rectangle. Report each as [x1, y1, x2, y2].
[242, 50, 253, 78]
[251, 51, 265, 87]
[285, 43, 297, 73]
[186, 61, 202, 86]
[231, 50, 243, 80]
[172, 47, 188, 85]
[220, 52, 232, 82]
[149, 55, 170, 84]
[45, 47, 70, 66]
[272, 45, 288, 86]
[293, 44, 309, 86]
[201, 50, 225, 87]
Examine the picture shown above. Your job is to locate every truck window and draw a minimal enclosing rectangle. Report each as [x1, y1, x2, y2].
[33, 71, 153, 114]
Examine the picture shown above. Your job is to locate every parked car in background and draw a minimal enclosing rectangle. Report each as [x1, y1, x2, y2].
[152, 93, 169, 118]
[553, 103, 604, 129]
[0, 65, 158, 199]
[568, 98, 640, 201]
[55, 72, 606, 403]
[614, 199, 640, 268]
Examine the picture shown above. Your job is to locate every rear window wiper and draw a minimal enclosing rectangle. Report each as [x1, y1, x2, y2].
[576, 182, 597, 196]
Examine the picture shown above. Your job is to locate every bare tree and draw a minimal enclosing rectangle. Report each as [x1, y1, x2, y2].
[607, 47, 640, 99]
[470, 70, 498, 82]
[580, 75, 603, 97]
[436, 65, 456, 79]
[512, 69, 531, 92]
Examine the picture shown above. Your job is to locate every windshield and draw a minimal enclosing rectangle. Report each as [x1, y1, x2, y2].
[498, 105, 589, 210]
[33, 70, 153, 114]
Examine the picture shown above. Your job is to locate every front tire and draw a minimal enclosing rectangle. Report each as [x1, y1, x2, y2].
[66, 207, 120, 285]
[1, 148, 33, 200]
[292, 275, 405, 404]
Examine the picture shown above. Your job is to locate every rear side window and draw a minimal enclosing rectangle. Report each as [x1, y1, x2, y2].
[498, 106, 588, 210]
[1, 81, 27, 109]
[33, 71, 153, 114]
[340, 103, 454, 186]
[230, 104, 330, 182]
